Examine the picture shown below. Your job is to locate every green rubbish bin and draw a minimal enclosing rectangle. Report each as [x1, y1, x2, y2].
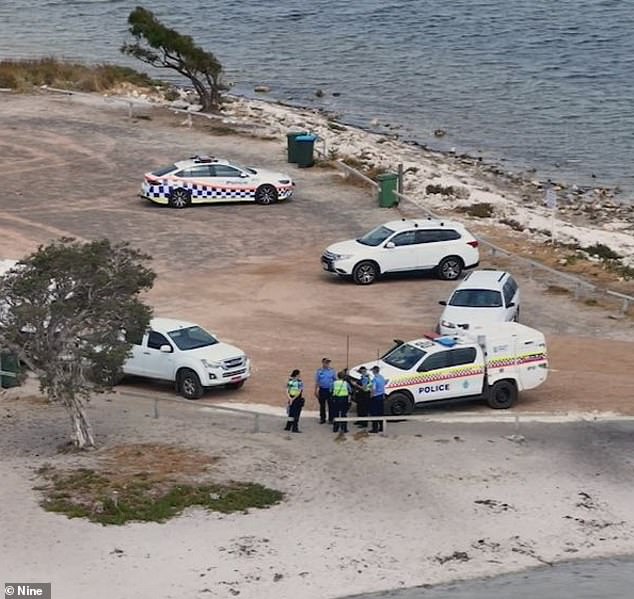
[0, 352, 20, 389]
[286, 131, 307, 163]
[295, 134, 317, 168]
[377, 172, 399, 208]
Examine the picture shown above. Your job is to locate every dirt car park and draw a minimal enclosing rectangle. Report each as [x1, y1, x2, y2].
[1, 93, 633, 415]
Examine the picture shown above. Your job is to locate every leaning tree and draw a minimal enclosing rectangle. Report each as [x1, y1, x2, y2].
[0, 238, 155, 449]
[121, 6, 225, 112]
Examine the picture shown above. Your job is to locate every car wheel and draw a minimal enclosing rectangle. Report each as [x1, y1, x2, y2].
[178, 368, 203, 400]
[513, 306, 520, 322]
[385, 392, 414, 416]
[352, 261, 379, 285]
[487, 380, 517, 409]
[168, 188, 191, 209]
[254, 184, 278, 205]
[437, 256, 464, 280]
[225, 380, 245, 390]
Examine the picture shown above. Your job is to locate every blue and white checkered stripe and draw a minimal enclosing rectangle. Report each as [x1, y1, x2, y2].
[143, 180, 257, 200]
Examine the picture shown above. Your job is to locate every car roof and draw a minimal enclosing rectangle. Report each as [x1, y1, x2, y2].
[454, 270, 510, 290]
[150, 317, 199, 332]
[382, 218, 467, 232]
[172, 155, 235, 170]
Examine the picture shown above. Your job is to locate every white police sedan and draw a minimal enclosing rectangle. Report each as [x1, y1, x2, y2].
[140, 155, 295, 208]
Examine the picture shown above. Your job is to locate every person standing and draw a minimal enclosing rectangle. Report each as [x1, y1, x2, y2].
[352, 366, 372, 427]
[284, 369, 305, 433]
[369, 365, 388, 433]
[331, 370, 351, 433]
[314, 357, 336, 424]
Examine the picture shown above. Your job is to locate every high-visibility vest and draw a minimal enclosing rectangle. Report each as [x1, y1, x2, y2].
[332, 379, 349, 397]
[287, 379, 302, 398]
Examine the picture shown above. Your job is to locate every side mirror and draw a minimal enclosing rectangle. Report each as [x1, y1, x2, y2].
[385, 241, 395, 249]
[159, 344, 172, 353]
[507, 302, 515, 308]
[239, 172, 249, 178]
[438, 300, 447, 306]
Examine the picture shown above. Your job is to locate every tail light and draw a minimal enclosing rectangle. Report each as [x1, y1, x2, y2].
[467, 240, 479, 248]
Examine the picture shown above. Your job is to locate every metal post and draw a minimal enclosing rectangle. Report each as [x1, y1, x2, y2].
[253, 413, 260, 433]
[397, 163, 404, 195]
[622, 298, 630, 316]
[128, 102, 133, 119]
[187, 113, 193, 129]
[574, 283, 581, 301]
[154, 399, 159, 419]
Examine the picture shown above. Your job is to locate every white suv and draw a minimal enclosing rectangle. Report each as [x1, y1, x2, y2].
[321, 219, 480, 284]
[122, 318, 251, 399]
[438, 270, 520, 335]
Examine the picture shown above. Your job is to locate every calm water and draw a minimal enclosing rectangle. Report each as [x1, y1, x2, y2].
[347, 556, 634, 599]
[1, 1, 633, 197]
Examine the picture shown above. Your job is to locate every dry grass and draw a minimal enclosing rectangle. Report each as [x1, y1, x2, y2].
[0, 58, 160, 93]
[35, 443, 282, 525]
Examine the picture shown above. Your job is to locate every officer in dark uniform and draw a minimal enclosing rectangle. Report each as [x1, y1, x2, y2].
[284, 369, 305, 433]
[352, 366, 371, 427]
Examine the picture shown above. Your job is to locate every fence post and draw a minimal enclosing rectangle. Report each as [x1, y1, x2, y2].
[574, 283, 581, 301]
[397, 163, 404, 195]
[127, 102, 133, 119]
[253, 412, 260, 433]
[154, 398, 159, 419]
[622, 298, 630, 316]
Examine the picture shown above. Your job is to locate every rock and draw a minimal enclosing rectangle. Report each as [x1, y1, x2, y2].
[314, 88, 324, 98]
[254, 85, 271, 93]
[332, 92, 341, 97]
[434, 128, 447, 137]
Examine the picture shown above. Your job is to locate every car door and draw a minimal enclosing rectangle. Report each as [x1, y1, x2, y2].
[377, 230, 420, 272]
[416, 229, 462, 269]
[414, 349, 452, 403]
[502, 277, 519, 320]
[123, 330, 147, 376]
[210, 164, 251, 198]
[141, 330, 176, 380]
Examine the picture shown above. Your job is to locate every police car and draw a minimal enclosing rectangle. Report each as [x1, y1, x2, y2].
[140, 155, 295, 208]
[350, 322, 548, 415]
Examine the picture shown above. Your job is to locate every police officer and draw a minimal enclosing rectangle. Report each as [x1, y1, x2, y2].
[284, 369, 305, 433]
[331, 370, 351, 433]
[352, 366, 372, 427]
[314, 357, 337, 424]
[369, 365, 388, 433]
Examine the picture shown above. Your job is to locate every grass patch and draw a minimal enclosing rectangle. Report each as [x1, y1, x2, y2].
[455, 202, 495, 218]
[35, 444, 282, 525]
[0, 58, 161, 93]
[582, 243, 621, 262]
[499, 217, 525, 232]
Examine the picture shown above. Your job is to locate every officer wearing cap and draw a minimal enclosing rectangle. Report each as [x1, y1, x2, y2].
[315, 357, 337, 424]
[369, 365, 388, 433]
[352, 366, 372, 427]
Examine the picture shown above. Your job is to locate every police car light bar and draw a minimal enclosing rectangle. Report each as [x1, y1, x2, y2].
[190, 155, 216, 163]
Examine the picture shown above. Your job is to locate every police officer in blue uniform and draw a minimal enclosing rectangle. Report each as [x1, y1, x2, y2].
[314, 357, 337, 424]
[369, 365, 388, 433]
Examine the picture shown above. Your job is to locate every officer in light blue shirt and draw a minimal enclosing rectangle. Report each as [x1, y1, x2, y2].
[369, 365, 388, 433]
[315, 357, 337, 424]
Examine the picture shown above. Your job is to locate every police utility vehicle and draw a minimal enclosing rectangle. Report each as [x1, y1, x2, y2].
[351, 322, 548, 415]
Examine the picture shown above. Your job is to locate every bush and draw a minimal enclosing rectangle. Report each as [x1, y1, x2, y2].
[455, 202, 495, 218]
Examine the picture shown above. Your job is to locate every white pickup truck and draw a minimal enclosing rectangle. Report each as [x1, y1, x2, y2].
[122, 318, 251, 399]
[351, 322, 548, 415]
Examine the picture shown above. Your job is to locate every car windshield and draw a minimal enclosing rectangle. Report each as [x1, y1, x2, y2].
[233, 163, 256, 175]
[383, 343, 427, 370]
[357, 225, 395, 246]
[151, 164, 177, 177]
[167, 326, 218, 350]
[449, 289, 503, 308]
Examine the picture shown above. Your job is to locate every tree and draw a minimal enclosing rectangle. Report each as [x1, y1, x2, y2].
[0, 238, 155, 449]
[121, 6, 225, 112]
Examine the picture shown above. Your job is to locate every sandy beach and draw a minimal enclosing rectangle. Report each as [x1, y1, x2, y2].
[1, 89, 633, 598]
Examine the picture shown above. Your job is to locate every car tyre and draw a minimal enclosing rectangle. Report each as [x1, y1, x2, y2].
[178, 368, 203, 400]
[254, 184, 278, 205]
[437, 256, 464, 280]
[352, 261, 379, 285]
[169, 188, 191, 209]
[487, 380, 517, 409]
[385, 391, 414, 416]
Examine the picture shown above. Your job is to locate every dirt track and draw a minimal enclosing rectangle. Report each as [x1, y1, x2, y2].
[1, 93, 633, 414]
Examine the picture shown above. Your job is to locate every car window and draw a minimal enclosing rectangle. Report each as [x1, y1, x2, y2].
[448, 347, 477, 366]
[357, 225, 395, 247]
[383, 343, 427, 370]
[391, 231, 418, 246]
[436, 229, 461, 241]
[502, 281, 515, 305]
[147, 331, 170, 350]
[415, 229, 460, 243]
[151, 164, 177, 177]
[167, 326, 219, 350]
[211, 164, 243, 177]
[418, 350, 451, 372]
[176, 165, 213, 178]
[449, 289, 503, 308]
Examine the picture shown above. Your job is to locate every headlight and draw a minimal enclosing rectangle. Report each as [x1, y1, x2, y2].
[334, 254, 352, 261]
[440, 320, 455, 329]
[201, 359, 222, 369]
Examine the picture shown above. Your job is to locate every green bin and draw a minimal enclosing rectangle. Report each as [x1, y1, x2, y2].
[0, 352, 20, 389]
[286, 131, 307, 163]
[295, 134, 317, 168]
[377, 172, 399, 208]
